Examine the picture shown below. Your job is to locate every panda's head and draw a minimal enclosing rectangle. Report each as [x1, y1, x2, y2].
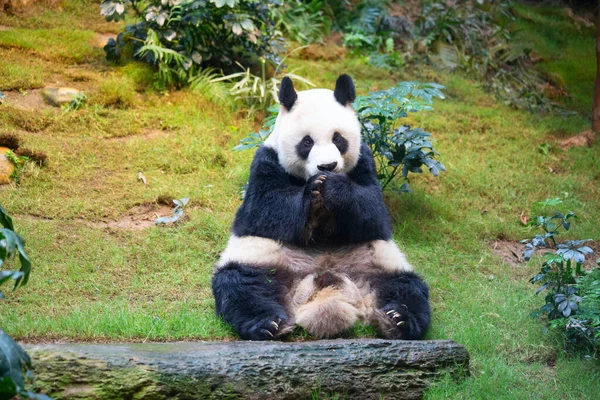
[264, 74, 361, 181]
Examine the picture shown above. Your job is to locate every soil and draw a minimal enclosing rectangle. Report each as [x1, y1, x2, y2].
[490, 240, 525, 267]
[557, 130, 596, 150]
[17, 203, 177, 230]
[1, 89, 54, 111]
[85, 203, 175, 230]
[490, 239, 599, 269]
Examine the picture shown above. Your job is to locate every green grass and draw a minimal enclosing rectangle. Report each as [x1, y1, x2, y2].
[1, 1, 599, 398]
[0, 50, 48, 91]
[0, 28, 101, 63]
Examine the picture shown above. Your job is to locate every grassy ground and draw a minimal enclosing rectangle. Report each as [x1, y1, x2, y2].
[1, 1, 599, 398]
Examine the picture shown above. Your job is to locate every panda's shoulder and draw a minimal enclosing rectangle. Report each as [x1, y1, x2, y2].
[355, 142, 376, 169]
[251, 145, 280, 167]
[253, 145, 278, 162]
[249, 145, 286, 176]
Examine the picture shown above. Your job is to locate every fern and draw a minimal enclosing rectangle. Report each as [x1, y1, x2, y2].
[135, 29, 189, 87]
[189, 68, 233, 108]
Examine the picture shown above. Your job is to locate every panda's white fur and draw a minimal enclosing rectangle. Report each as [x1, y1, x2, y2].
[264, 88, 362, 180]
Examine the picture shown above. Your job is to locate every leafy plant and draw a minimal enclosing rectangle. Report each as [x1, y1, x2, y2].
[355, 81, 446, 191]
[275, 0, 329, 45]
[234, 81, 446, 191]
[342, 0, 392, 53]
[0, 205, 49, 399]
[5, 150, 29, 184]
[525, 199, 599, 351]
[155, 197, 189, 225]
[100, 0, 284, 87]
[233, 104, 279, 151]
[62, 91, 87, 112]
[214, 60, 315, 114]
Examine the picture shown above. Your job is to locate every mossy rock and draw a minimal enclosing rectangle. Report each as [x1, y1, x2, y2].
[41, 87, 80, 107]
[27, 339, 469, 400]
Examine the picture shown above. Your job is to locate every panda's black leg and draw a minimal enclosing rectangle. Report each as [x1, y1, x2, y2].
[212, 262, 293, 340]
[371, 271, 431, 340]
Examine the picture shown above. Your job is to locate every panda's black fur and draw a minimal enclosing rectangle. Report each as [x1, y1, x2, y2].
[212, 75, 431, 341]
[232, 144, 392, 245]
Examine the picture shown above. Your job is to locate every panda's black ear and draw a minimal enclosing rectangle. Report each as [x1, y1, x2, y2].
[334, 74, 356, 106]
[279, 76, 297, 111]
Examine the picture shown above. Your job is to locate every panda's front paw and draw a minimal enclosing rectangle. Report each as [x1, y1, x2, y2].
[309, 174, 328, 214]
[241, 315, 293, 341]
[309, 174, 328, 197]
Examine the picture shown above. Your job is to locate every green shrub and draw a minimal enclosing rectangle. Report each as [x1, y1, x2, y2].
[275, 0, 329, 45]
[355, 81, 446, 191]
[409, 0, 566, 113]
[0, 205, 48, 400]
[214, 61, 315, 114]
[100, 0, 284, 87]
[234, 81, 446, 192]
[525, 199, 599, 351]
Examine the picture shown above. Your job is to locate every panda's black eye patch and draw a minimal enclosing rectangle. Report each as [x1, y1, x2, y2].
[295, 135, 314, 160]
[332, 132, 348, 154]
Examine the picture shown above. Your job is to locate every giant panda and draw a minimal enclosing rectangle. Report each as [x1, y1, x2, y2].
[212, 75, 431, 340]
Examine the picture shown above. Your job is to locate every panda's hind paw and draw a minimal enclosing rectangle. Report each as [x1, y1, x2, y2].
[386, 309, 404, 325]
[372, 304, 412, 340]
[242, 316, 293, 341]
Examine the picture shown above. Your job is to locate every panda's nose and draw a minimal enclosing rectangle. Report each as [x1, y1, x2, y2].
[317, 162, 338, 172]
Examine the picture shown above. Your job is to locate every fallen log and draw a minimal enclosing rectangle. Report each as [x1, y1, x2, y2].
[26, 339, 469, 400]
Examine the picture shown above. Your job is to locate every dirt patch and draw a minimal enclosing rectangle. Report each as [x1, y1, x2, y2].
[491, 239, 599, 269]
[297, 34, 346, 61]
[94, 33, 115, 49]
[490, 240, 525, 266]
[0, 25, 11, 31]
[557, 130, 596, 150]
[0, 89, 54, 111]
[16, 203, 177, 230]
[86, 204, 175, 230]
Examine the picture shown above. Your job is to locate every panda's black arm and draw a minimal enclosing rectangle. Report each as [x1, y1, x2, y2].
[232, 146, 311, 245]
[320, 143, 393, 242]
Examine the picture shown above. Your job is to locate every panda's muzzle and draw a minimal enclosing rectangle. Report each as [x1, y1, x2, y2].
[317, 162, 338, 172]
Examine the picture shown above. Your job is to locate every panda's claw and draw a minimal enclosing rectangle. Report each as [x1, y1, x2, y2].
[386, 310, 395, 315]
[396, 321, 405, 327]
[270, 321, 279, 330]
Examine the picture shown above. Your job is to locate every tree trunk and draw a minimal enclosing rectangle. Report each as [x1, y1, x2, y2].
[26, 339, 469, 400]
[592, 2, 600, 133]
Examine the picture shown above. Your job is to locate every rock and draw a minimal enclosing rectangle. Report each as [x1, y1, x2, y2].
[26, 339, 470, 399]
[40, 87, 80, 107]
[0, 146, 15, 184]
